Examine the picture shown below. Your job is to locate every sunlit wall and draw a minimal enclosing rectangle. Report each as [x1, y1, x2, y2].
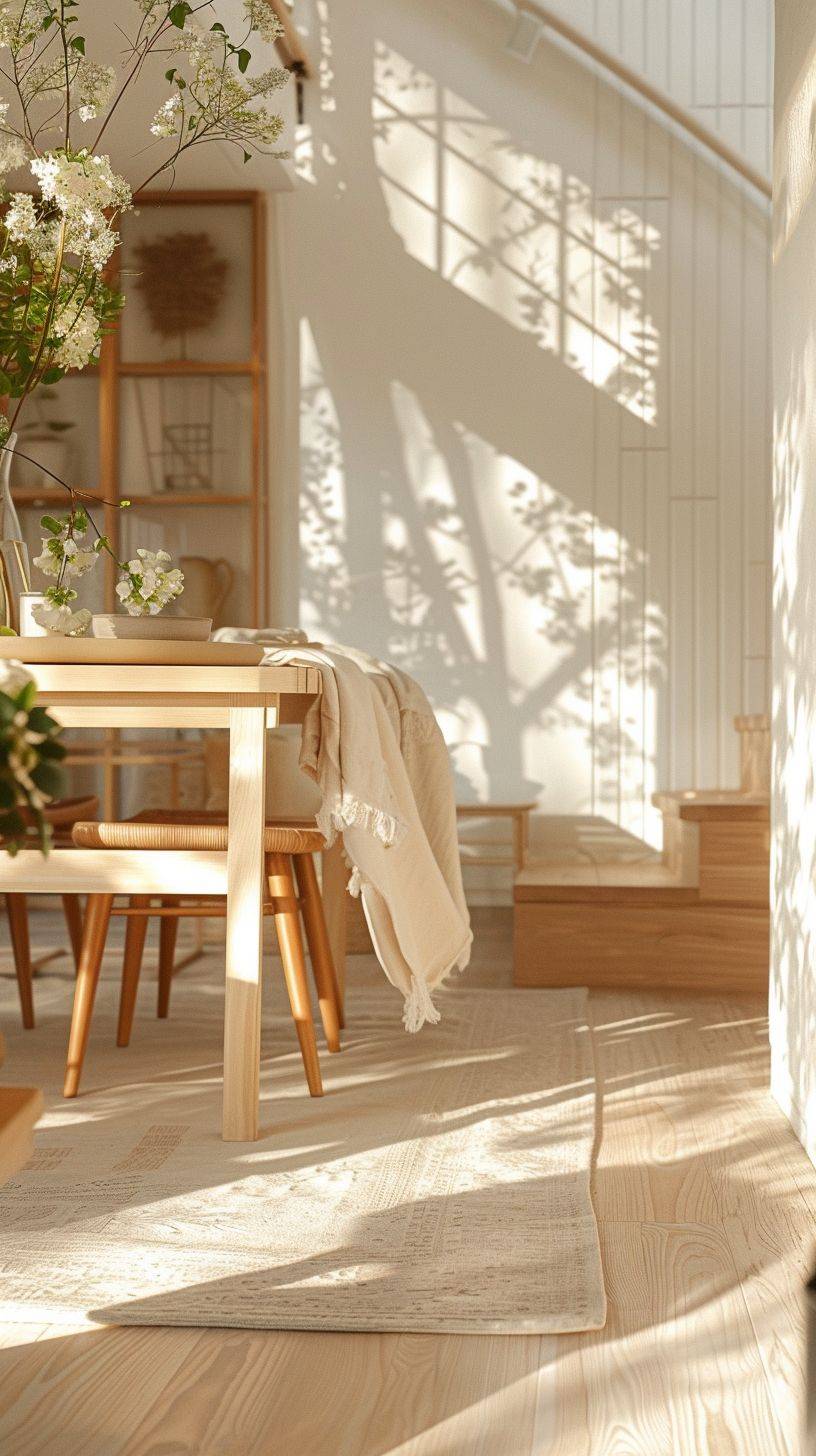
[286, 0, 772, 858]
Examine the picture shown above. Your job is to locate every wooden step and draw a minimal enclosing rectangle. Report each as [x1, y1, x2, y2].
[513, 813, 769, 993]
[515, 858, 697, 903]
[653, 790, 769, 904]
[653, 789, 769, 821]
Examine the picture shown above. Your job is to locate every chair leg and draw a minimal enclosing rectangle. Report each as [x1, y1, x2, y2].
[267, 853, 323, 1097]
[118, 896, 150, 1047]
[157, 898, 180, 1019]
[5, 894, 34, 1030]
[61, 894, 84, 972]
[294, 853, 342, 1052]
[64, 894, 114, 1098]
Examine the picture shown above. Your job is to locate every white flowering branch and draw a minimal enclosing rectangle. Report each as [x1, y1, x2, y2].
[0, 0, 290, 445]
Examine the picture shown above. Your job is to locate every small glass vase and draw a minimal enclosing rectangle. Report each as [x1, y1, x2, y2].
[18, 591, 48, 637]
[0, 431, 30, 631]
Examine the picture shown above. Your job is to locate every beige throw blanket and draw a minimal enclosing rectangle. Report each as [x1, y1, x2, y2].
[223, 635, 472, 1030]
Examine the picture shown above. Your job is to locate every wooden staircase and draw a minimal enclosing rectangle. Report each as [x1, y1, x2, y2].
[513, 716, 770, 993]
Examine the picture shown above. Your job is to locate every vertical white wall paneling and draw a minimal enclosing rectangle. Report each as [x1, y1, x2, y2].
[669, 497, 695, 787]
[694, 497, 720, 787]
[717, 177, 745, 786]
[287, 0, 772, 879]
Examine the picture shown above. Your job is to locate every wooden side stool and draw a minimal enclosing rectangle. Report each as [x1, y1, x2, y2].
[66, 813, 343, 1101]
[6, 794, 99, 1029]
[456, 802, 534, 875]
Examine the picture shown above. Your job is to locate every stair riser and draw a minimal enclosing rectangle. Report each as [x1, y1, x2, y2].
[514, 902, 769, 992]
[698, 821, 770, 905]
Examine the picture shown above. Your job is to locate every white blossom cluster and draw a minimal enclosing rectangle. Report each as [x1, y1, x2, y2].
[150, 93, 183, 138]
[243, 0, 284, 45]
[149, 16, 289, 151]
[3, 149, 131, 275]
[0, 133, 24, 176]
[53, 299, 101, 369]
[31, 600, 92, 636]
[0, 0, 52, 50]
[76, 61, 116, 122]
[30, 149, 131, 217]
[4, 191, 35, 242]
[116, 549, 184, 617]
[161, 62, 288, 149]
[33, 523, 97, 581]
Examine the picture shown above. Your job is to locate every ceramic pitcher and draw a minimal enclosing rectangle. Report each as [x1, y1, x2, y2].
[177, 555, 233, 628]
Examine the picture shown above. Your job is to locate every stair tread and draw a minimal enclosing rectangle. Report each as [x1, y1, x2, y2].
[653, 789, 769, 821]
[515, 855, 697, 902]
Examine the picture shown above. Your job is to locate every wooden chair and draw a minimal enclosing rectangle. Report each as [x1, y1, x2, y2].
[65, 812, 343, 1101]
[6, 794, 99, 1030]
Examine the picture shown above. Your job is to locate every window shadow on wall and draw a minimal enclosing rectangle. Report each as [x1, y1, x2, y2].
[295, 7, 672, 821]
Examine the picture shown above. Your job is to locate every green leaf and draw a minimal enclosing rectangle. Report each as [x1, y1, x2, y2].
[40, 515, 62, 534]
[38, 739, 66, 762]
[168, 1, 191, 27]
[27, 706, 53, 734]
[31, 760, 64, 800]
[69, 34, 85, 53]
[16, 680, 37, 713]
[237, 48, 251, 73]
[0, 627, 17, 637]
[0, 809, 24, 842]
[165, 68, 177, 82]
[243, 150, 252, 164]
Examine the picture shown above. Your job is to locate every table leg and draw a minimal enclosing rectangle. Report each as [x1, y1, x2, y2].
[321, 837, 348, 1026]
[223, 705, 268, 1141]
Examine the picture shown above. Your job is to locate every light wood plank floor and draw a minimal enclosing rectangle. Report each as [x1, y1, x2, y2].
[0, 908, 808, 1455]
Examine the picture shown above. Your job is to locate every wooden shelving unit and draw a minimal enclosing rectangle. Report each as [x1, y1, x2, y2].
[11, 189, 269, 814]
[99, 188, 268, 623]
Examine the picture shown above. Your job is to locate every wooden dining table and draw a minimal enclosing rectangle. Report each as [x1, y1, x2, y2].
[0, 645, 346, 1142]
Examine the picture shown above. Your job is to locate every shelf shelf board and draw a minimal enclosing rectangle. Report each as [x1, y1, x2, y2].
[13, 490, 252, 508]
[119, 360, 258, 377]
[125, 492, 253, 507]
[13, 489, 75, 506]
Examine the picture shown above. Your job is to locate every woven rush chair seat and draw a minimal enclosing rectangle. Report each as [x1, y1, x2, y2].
[72, 811, 324, 856]
[6, 794, 100, 1030]
[63, 808, 343, 1101]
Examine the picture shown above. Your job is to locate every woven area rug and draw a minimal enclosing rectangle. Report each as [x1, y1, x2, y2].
[0, 944, 606, 1334]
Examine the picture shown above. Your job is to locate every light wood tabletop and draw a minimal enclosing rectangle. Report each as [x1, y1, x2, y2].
[0, 650, 329, 1143]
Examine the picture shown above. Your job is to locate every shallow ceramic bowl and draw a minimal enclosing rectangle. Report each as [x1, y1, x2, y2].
[91, 614, 212, 642]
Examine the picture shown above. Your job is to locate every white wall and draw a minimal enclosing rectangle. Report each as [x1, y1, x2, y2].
[278, 0, 772, 849]
[770, 0, 816, 1156]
